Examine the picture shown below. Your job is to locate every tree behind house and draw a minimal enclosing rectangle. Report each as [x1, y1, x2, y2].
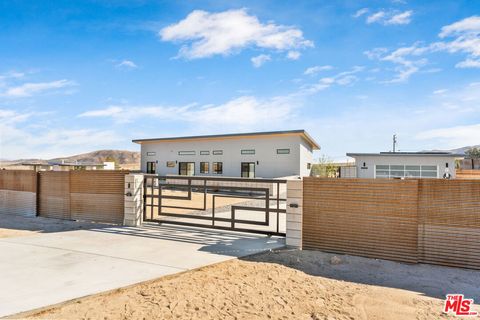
[466, 147, 480, 169]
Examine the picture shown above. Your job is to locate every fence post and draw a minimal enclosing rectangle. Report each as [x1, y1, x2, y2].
[286, 179, 303, 248]
[123, 174, 144, 227]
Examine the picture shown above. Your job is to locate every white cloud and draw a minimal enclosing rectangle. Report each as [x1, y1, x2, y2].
[417, 123, 480, 147]
[159, 9, 313, 59]
[0, 109, 120, 159]
[251, 54, 271, 67]
[304, 65, 333, 75]
[365, 10, 413, 26]
[301, 66, 364, 93]
[439, 16, 480, 38]
[365, 16, 480, 81]
[433, 89, 448, 95]
[367, 11, 386, 24]
[286, 50, 301, 60]
[1, 79, 75, 98]
[79, 95, 298, 130]
[353, 8, 369, 18]
[385, 10, 412, 25]
[115, 60, 138, 69]
[456, 58, 480, 68]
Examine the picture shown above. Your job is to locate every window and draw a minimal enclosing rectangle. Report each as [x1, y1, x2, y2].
[178, 151, 195, 156]
[277, 148, 290, 154]
[375, 165, 438, 179]
[166, 161, 175, 168]
[212, 150, 223, 155]
[178, 162, 195, 176]
[241, 162, 255, 178]
[200, 151, 210, 155]
[146, 152, 156, 156]
[307, 163, 311, 170]
[146, 161, 156, 174]
[200, 162, 209, 174]
[213, 162, 223, 174]
[241, 149, 255, 155]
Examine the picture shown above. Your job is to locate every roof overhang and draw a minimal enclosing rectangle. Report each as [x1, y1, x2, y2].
[133, 130, 321, 150]
[347, 152, 464, 158]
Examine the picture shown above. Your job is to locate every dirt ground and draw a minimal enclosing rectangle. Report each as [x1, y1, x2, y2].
[20, 249, 480, 320]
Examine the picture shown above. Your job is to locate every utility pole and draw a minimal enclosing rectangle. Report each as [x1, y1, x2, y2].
[393, 134, 397, 153]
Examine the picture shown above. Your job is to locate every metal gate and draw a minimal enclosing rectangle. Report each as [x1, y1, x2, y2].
[143, 175, 287, 236]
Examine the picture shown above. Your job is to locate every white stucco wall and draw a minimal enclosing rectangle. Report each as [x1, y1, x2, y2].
[299, 138, 314, 177]
[139, 135, 314, 178]
[351, 155, 458, 179]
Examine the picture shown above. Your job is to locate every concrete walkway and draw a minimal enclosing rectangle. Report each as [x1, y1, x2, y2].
[0, 223, 284, 317]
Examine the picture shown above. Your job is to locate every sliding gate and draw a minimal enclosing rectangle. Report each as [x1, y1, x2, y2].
[143, 175, 287, 236]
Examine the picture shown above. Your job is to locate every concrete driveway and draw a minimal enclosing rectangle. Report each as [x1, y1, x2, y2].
[0, 221, 284, 317]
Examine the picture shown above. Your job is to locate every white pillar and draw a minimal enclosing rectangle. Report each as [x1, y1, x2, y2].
[124, 174, 144, 227]
[286, 179, 303, 248]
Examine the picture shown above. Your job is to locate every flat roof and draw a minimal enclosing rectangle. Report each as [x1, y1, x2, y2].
[133, 129, 320, 150]
[347, 152, 464, 158]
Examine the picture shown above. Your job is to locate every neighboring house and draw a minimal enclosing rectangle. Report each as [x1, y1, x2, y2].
[346, 152, 464, 179]
[133, 130, 320, 178]
[20, 161, 107, 171]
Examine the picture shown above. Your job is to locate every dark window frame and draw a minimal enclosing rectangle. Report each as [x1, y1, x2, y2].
[146, 161, 156, 174]
[178, 162, 195, 176]
[212, 162, 223, 174]
[200, 162, 209, 174]
[241, 162, 255, 178]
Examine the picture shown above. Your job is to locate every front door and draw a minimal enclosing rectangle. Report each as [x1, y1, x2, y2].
[179, 162, 195, 176]
[241, 162, 255, 178]
[146, 161, 156, 174]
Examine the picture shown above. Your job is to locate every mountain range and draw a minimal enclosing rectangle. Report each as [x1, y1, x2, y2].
[0, 150, 140, 169]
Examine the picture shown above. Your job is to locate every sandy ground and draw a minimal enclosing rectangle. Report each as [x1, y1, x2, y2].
[0, 214, 111, 238]
[19, 249, 480, 320]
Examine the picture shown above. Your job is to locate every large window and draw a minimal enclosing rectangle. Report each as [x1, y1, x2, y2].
[241, 162, 255, 178]
[178, 162, 195, 176]
[146, 161, 156, 174]
[200, 162, 209, 174]
[213, 162, 223, 174]
[375, 165, 438, 179]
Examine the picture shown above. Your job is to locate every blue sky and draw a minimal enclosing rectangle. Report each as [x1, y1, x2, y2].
[0, 0, 479, 160]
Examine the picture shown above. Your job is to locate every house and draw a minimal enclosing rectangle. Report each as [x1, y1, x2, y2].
[132, 130, 320, 178]
[346, 152, 464, 179]
[20, 161, 107, 172]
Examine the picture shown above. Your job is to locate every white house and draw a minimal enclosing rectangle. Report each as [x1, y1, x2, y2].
[346, 152, 464, 179]
[133, 130, 320, 178]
